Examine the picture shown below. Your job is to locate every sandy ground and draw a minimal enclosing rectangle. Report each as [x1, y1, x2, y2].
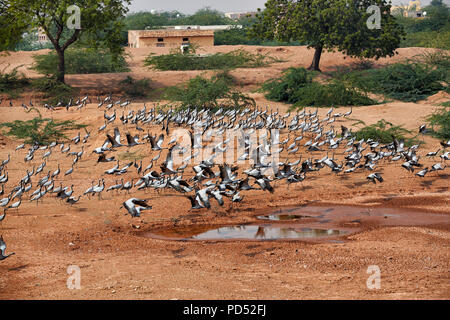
[0, 46, 449, 300]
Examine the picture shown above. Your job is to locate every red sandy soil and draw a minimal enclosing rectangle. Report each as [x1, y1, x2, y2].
[0, 46, 449, 299]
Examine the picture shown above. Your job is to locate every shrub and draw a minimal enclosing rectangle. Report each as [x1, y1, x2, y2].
[32, 76, 76, 105]
[426, 104, 450, 139]
[352, 119, 418, 146]
[291, 81, 376, 108]
[119, 76, 151, 97]
[261, 67, 312, 103]
[0, 116, 86, 145]
[214, 28, 260, 45]
[213, 27, 307, 46]
[164, 74, 255, 109]
[415, 50, 450, 83]
[32, 48, 129, 75]
[401, 30, 450, 50]
[144, 49, 279, 71]
[0, 65, 29, 97]
[347, 62, 446, 102]
[213, 69, 237, 86]
[260, 67, 376, 108]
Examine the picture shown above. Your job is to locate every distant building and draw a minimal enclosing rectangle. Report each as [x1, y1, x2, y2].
[128, 25, 243, 48]
[391, 0, 424, 18]
[37, 28, 50, 43]
[224, 12, 257, 20]
[128, 29, 214, 48]
[406, 11, 425, 18]
[408, 0, 422, 11]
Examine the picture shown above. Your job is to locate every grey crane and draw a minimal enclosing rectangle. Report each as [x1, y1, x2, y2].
[0, 236, 14, 260]
[121, 198, 152, 218]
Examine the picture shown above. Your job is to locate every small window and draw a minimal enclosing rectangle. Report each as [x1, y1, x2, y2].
[157, 38, 164, 42]
[183, 37, 189, 42]
[156, 43, 165, 47]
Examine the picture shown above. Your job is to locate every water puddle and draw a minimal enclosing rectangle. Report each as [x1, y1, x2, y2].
[144, 225, 346, 241]
[140, 205, 449, 242]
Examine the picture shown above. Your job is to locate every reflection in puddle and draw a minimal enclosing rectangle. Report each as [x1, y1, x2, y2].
[192, 226, 344, 240]
[148, 225, 345, 241]
[257, 214, 312, 221]
[141, 205, 449, 242]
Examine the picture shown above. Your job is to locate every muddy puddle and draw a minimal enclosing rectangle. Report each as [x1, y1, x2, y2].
[141, 205, 450, 242]
[145, 225, 347, 241]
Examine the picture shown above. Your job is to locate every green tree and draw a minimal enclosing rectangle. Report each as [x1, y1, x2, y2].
[422, 1, 450, 31]
[430, 0, 444, 6]
[250, 0, 405, 71]
[1, 0, 130, 83]
[0, 1, 28, 50]
[181, 7, 233, 26]
[122, 11, 171, 31]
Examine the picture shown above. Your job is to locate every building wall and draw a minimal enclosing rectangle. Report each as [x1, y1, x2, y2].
[128, 31, 138, 47]
[128, 30, 215, 48]
[391, 0, 422, 15]
[138, 35, 214, 48]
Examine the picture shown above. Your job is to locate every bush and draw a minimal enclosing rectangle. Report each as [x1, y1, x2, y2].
[32, 76, 76, 105]
[346, 62, 446, 102]
[214, 28, 260, 46]
[415, 50, 450, 83]
[401, 30, 450, 50]
[144, 49, 279, 71]
[164, 74, 255, 109]
[260, 67, 376, 108]
[213, 69, 237, 86]
[426, 104, 450, 140]
[213, 27, 307, 46]
[0, 116, 86, 145]
[33, 48, 129, 75]
[291, 81, 376, 108]
[119, 76, 151, 97]
[0, 65, 29, 97]
[352, 119, 418, 146]
[261, 67, 312, 103]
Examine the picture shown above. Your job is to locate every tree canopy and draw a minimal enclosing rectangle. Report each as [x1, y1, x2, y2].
[0, 0, 28, 50]
[250, 0, 405, 71]
[0, 0, 131, 83]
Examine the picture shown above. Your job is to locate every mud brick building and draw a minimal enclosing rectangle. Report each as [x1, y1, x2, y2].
[128, 29, 215, 48]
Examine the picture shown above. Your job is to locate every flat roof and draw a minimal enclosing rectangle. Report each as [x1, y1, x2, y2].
[161, 25, 242, 30]
[128, 29, 215, 38]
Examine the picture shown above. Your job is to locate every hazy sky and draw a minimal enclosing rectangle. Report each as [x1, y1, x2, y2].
[128, 0, 266, 14]
[128, 0, 437, 14]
